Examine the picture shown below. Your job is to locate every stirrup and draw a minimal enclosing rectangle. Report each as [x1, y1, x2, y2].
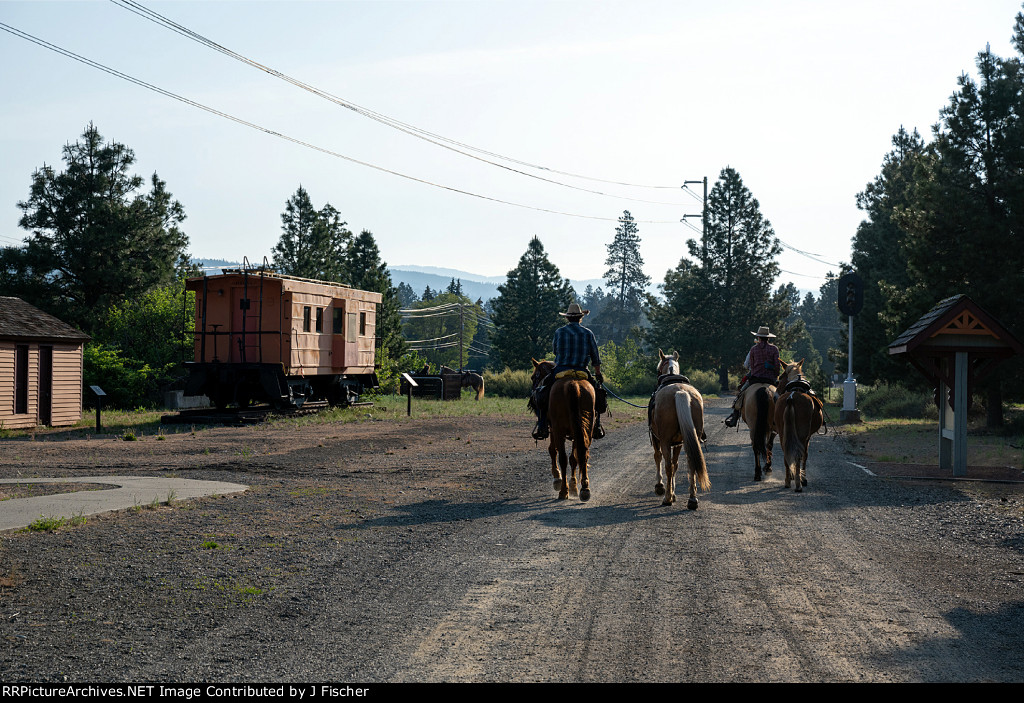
[532, 421, 549, 441]
[724, 410, 740, 427]
[594, 421, 606, 439]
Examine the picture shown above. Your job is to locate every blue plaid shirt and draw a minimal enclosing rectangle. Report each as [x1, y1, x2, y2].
[553, 321, 601, 370]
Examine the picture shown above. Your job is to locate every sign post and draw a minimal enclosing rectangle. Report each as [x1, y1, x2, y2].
[401, 373, 418, 417]
[90, 386, 106, 434]
[837, 272, 864, 422]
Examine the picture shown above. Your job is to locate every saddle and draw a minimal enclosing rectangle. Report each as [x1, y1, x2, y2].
[647, 374, 693, 441]
[783, 378, 813, 395]
[778, 379, 827, 434]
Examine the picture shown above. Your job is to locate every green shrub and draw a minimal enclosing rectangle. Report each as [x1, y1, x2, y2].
[682, 368, 722, 397]
[858, 382, 935, 419]
[83, 343, 157, 409]
[483, 368, 534, 398]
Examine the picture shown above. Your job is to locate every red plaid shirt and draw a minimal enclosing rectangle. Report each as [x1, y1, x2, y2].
[747, 341, 780, 381]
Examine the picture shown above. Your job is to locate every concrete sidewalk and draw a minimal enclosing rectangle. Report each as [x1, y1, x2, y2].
[0, 476, 248, 532]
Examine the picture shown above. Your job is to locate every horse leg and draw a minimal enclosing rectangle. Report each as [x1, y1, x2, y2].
[578, 440, 591, 503]
[556, 438, 570, 500]
[766, 430, 775, 474]
[548, 440, 561, 491]
[653, 441, 666, 496]
[568, 442, 579, 497]
[662, 443, 680, 506]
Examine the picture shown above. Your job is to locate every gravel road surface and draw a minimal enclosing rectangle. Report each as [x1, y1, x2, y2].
[1, 398, 1022, 682]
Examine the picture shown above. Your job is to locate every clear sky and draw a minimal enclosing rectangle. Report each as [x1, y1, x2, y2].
[2, 0, 1022, 295]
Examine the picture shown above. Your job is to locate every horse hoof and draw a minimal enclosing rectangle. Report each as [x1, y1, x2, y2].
[754, 474, 762, 482]
[553, 479, 562, 491]
[579, 488, 591, 502]
[801, 479, 808, 487]
[654, 483, 665, 496]
[687, 498, 698, 510]
[661, 497, 674, 506]
[558, 491, 569, 500]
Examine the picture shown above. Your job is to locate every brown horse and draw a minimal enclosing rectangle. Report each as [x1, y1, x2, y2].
[531, 359, 596, 501]
[738, 381, 776, 482]
[649, 350, 710, 508]
[773, 359, 824, 492]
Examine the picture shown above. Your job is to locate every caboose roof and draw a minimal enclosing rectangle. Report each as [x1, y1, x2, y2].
[186, 269, 382, 303]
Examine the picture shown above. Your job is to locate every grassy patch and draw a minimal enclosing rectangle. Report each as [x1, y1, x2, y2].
[843, 416, 1022, 467]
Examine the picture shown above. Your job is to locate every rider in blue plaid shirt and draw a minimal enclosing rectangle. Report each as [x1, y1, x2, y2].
[532, 303, 605, 440]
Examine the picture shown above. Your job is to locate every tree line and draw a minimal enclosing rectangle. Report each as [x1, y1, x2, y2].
[10, 0, 1024, 419]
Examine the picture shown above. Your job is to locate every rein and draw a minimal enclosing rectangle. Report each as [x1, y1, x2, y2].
[603, 384, 649, 409]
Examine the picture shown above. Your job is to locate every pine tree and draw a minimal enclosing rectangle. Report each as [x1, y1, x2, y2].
[3, 123, 189, 330]
[271, 186, 351, 281]
[490, 237, 575, 369]
[850, 127, 925, 384]
[602, 210, 651, 344]
[343, 230, 405, 361]
[648, 167, 782, 389]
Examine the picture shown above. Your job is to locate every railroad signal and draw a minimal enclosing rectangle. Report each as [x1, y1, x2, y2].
[837, 272, 864, 316]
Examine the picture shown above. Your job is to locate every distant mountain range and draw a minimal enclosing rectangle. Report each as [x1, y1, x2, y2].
[191, 259, 605, 303]
[389, 264, 604, 303]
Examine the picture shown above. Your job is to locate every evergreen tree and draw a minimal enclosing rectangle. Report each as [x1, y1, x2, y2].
[271, 186, 351, 281]
[893, 42, 1024, 423]
[396, 282, 418, 308]
[602, 210, 651, 344]
[2, 123, 188, 330]
[648, 167, 782, 388]
[343, 230, 405, 361]
[490, 237, 575, 369]
[850, 127, 925, 384]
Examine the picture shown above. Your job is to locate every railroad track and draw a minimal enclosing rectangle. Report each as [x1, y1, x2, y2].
[160, 400, 372, 425]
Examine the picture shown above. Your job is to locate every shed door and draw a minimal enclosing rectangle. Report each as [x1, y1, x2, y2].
[38, 346, 52, 426]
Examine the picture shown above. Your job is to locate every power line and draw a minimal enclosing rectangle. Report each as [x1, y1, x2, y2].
[111, 0, 688, 200]
[0, 21, 684, 225]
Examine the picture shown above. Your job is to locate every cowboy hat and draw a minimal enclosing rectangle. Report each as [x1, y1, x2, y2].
[751, 325, 776, 338]
[559, 302, 590, 317]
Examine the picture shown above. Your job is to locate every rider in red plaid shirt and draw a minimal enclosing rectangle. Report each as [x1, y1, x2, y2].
[724, 326, 780, 427]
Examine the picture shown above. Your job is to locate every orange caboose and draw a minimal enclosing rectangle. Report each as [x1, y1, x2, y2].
[184, 269, 382, 409]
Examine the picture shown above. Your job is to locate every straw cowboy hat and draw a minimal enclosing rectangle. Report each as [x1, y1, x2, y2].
[751, 325, 777, 338]
[559, 302, 590, 317]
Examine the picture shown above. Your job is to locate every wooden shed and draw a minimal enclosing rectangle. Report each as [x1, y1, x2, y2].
[0, 297, 90, 428]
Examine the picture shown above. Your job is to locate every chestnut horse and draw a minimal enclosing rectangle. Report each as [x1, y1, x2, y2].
[531, 359, 597, 501]
[649, 350, 710, 509]
[738, 381, 776, 482]
[773, 359, 824, 492]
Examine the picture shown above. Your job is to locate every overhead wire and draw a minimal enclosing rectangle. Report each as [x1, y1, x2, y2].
[110, 0, 687, 201]
[0, 21, 685, 225]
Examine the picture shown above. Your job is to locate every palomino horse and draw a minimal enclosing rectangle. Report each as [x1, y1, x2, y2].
[738, 381, 776, 482]
[648, 350, 710, 509]
[773, 359, 824, 492]
[531, 359, 597, 501]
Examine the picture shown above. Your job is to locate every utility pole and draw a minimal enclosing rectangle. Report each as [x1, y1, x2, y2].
[682, 177, 708, 267]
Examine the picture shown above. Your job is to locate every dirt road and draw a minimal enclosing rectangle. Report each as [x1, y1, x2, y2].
[2, 398, 1023, 682]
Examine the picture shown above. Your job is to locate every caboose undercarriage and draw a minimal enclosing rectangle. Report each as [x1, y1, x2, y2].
[184, 362, 377, 410]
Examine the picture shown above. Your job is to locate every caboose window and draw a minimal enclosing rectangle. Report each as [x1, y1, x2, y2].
[332, 307, 344, 334]
[303, 306, 312, 332]
[315, 307, 323, 333]
[360, 312, 366, 336]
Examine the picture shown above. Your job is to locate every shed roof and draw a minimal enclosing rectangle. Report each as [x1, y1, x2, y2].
[0, 297, 91, 343]
[888, 294, 1023, 356]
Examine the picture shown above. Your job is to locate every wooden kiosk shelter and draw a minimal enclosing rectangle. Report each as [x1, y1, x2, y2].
[888, 295, 1023, 476]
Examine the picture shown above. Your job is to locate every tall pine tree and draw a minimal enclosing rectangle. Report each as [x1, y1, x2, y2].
[490, 237, 575, 369]
[271, 186, 351, 281]
[649, 167, 782, 388]
[3, 123, 188, 330]
[601, 210, 651, 344]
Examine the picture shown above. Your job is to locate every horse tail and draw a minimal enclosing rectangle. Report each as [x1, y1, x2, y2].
[476, 374, 485, 401]
[567, 381, 590, 457]
[783, 396, 805, 474]
[675, 390, 710, 492]
[752, 386, 769, 465]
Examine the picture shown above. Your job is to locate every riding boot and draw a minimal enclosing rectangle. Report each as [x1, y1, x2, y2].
[724, 406, 741, 428]
[593, 415, 605, 439]
[532, 411, 549, 440]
